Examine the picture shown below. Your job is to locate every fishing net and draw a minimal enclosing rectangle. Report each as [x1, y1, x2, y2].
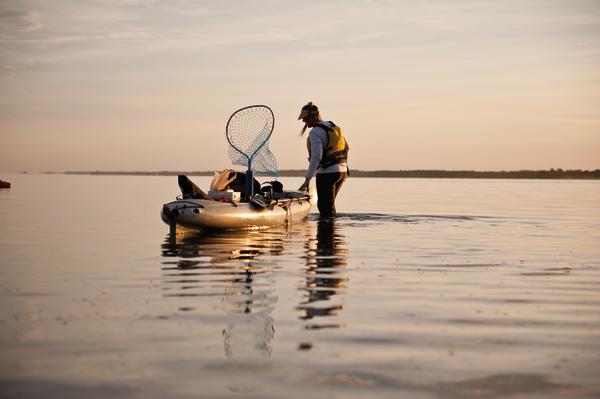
[223, 314, 274, 359]
[226, 105, 278, 176]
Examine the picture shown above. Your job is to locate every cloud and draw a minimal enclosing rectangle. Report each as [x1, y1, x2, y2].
[109, 0, 163, 5]
[0, 10, 43, 34]
[312, 31, 390, 48]
[168, 29, 297, 47]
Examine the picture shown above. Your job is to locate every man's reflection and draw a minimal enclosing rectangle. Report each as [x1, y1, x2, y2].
[298, 218, 348, 332]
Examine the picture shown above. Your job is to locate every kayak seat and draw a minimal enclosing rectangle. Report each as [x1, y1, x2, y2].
[178, 175, 209, 199]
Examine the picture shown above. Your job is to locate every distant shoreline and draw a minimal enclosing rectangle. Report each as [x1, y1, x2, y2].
[55, 169, 600, 179]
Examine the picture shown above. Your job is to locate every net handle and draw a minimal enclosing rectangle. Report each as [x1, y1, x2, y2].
[225, 105, 275, 169]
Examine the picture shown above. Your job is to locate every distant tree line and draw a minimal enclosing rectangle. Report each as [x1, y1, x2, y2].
[337, 169, 600, 179]
[61, 169, 600, 179]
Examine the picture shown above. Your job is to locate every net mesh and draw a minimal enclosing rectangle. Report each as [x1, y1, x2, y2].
[226, 105, 278, 176]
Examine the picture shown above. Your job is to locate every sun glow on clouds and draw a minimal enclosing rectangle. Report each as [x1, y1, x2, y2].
[0, 0, 599, 172]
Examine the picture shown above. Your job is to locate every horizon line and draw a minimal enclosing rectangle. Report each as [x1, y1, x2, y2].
[6, 168, 596, 180]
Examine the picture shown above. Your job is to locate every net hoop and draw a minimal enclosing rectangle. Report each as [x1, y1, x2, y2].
[225, 105, 275, 169]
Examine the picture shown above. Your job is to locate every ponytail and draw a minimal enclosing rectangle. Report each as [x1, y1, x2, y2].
[299, 102, 319, 136]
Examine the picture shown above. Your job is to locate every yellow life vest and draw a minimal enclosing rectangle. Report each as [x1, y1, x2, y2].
[306, 122, 349, 168]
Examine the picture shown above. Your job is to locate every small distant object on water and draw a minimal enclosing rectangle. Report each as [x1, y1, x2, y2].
[0, 180, 11, 189]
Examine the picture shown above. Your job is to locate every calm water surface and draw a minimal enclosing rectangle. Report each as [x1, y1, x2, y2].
[1, 174, 599, 398]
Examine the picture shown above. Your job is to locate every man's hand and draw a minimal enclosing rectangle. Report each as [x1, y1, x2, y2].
[298, 177, 311, 192]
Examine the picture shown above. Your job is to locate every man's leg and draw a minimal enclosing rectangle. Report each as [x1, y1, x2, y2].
[316, 173, 341, 218]
[330, 172, 347, 215]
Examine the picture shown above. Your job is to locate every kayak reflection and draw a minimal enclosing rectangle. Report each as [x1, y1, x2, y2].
[299, 218, 348, 332]
[161, 229, 285, 270]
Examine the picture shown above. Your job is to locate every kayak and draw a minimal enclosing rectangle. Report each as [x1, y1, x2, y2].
[161, 191, 314, 231]
[0, 180, 10, 189]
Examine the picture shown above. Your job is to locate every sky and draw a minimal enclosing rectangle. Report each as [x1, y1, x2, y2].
[1, 0, 599, 172]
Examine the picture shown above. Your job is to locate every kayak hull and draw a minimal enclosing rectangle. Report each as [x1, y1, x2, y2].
[161, 194, 314, 231]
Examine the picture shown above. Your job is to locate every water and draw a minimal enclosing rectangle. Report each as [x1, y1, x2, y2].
[1, 174, 599, 398]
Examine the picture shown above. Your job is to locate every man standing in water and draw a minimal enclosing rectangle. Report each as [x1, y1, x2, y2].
[298, 102, 349, 218]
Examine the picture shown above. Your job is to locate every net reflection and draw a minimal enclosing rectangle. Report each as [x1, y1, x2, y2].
[161, 230, 285, 361]
[299, 219, 348, 333]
